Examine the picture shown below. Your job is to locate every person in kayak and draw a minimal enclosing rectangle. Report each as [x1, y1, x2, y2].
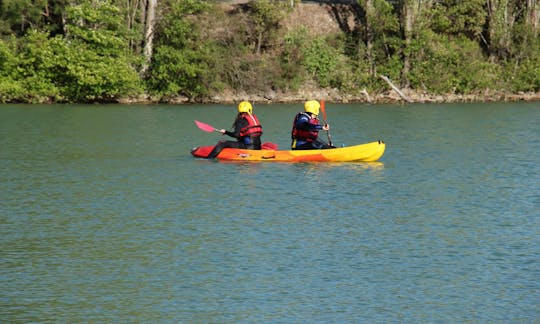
[206, 101, 263, 159]
[291, 100, 333, 150]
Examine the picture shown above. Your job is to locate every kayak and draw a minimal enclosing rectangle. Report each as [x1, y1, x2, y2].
[191, 140, 385, 162]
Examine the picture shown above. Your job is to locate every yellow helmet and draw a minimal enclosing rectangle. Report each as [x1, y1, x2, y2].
[238, 101, 253, 114]
[304, 100, 320, 115]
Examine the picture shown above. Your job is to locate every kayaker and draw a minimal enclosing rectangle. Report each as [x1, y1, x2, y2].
[291, 100, 334, 150]
[206, 101, 263, 158]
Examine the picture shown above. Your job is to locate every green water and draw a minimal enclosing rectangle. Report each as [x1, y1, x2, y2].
[1, 102, 538, 322]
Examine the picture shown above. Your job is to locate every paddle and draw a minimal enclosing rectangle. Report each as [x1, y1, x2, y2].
[194, 120, 278, 150]
[194, 120, 220, 133]
[320, 100, 333, 147]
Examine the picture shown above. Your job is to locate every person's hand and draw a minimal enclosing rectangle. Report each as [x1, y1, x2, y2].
[322, 124, 330, 131]
[218, 129, 226, 134]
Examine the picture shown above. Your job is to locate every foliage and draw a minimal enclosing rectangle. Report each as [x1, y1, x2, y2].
[504, 22, 540, 92]
[0, 31, 60, 103]
[506, 57, 540, 92]
[52, 39, 141, 102]
[0, 0, 47, 36]
[0, 1, 141, 103]
[430, 0, 485, 39]
[65, 1, 127, 52]
[302, 37, 339, 88]
[246, 0, 291, 54]
[146, 0, 211, 99]
[0, 0, 67, 37]
[60, 1, 141, 102]
[368, 0, 400, 50]
[0, 37, 24, 102]
[0, 0, 538, 103]
[280, 28, 310, 90]
[408, 32, 501, 94]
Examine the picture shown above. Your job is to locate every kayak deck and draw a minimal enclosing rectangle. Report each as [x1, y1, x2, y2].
[191, 141, 385, 162]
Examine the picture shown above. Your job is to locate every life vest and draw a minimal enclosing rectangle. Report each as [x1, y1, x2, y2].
[291, 112, 319, 142]
[239, 113, 262, 138]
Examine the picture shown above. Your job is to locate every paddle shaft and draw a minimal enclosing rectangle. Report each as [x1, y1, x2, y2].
[320, 100, 333, 146]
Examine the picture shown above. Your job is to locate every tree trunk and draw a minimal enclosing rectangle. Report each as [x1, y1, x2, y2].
[401, 1, 414, 88]
[125, 0, 141, 53]
[486, 0, 514, 62]
[400, 0, 430, 88]
[257, 30, 262, 55]
[380, 75, 413, 103]
[364, 0, 375, 76]
[141, 0, 157, 76]
[525, 0, 539, 35]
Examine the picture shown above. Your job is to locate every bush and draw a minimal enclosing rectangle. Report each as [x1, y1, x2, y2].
[10, 31, 61, 102]
[408, 33, 501, 94]
[506, 57, 540, 92]
[279, 28, 310, 90]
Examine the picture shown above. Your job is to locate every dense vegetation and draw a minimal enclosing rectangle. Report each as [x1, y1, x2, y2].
[0, 0, 539, 103]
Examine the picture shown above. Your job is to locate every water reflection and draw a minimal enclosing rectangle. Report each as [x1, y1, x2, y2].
[300, 161, 385, 171]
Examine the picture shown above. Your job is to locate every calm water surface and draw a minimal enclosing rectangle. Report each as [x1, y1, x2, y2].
[1, 102, 539, 322]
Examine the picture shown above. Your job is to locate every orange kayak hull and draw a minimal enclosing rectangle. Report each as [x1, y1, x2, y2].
[191, 141, 385, 162]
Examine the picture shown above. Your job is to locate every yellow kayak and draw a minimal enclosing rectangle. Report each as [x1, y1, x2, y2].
[191, 140, 385, 162]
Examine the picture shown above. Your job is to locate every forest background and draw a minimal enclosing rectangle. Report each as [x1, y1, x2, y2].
[1, 0, 539, 104]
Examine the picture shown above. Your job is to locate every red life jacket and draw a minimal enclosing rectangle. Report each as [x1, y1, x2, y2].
[291, 112, 319, 142]
[239, 113, 262, 138]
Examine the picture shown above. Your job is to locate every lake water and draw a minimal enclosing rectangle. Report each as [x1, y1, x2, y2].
[1, 102, 538, 323]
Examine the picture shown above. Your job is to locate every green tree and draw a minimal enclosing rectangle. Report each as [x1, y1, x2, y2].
[0, 37, 25, 102]
[247, 0, 291, 55]
[146, 0, 211, 99]
[5, 31, 60, 102]
[430, 0, 485, 39]
[408, 31, 501, 94]
[0, 0, 67, 37]
[0, 0, 47, 35]
[59, 1, 141, 101]
[280, 28, 310, 90]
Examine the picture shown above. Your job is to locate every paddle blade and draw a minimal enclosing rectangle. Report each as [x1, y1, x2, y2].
[319, 100, 333, 146]
[320, 100, 327, 121]
[195, 120, 217, 132]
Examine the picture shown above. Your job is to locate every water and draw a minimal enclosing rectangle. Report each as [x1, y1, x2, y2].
[1, 102, 539, 322]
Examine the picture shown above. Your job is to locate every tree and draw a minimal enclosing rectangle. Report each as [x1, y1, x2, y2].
[147, 0, 211, 99]
[524, 0, 539, 35]
[58, 1, 141, 101]
[247, 0, 291, 55]
[0, 37, 25, 102]
[486, 0, 515, 61]
[0, 0, 47, 35]
[141, 0, 157, 76]
[398, 0, 429, 87]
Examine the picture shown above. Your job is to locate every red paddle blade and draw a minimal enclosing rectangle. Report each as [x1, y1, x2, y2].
[320, 100, 327, 122]
[194, 120, 217, 132]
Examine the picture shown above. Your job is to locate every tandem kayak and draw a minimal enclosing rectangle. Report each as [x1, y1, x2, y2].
[191, 140, 385, 162]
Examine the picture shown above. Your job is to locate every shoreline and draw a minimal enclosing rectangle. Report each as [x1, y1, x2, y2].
[120, 89, 540, 105]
